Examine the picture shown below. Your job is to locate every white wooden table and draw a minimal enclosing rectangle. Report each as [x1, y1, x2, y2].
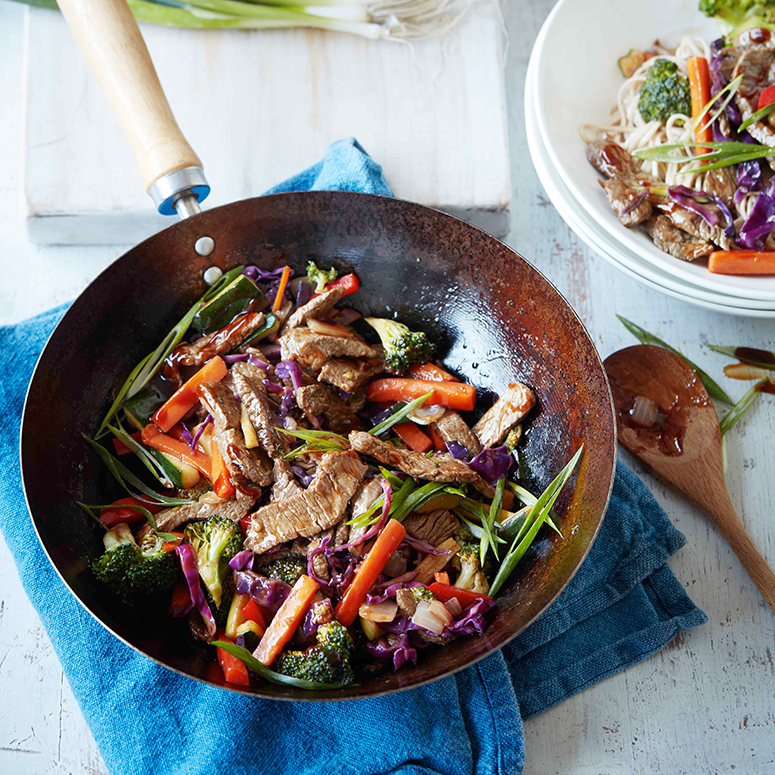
[2, 1, 774, 773]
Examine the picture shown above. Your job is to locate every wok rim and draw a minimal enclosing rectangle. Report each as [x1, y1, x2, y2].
[20, 189, 616, 701]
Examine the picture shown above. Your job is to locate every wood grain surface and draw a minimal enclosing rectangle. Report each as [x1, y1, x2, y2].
[2, 1, 774, 773]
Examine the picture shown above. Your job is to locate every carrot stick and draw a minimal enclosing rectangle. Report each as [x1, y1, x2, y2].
[708, 251, 775, 275]
[408, 362, 458, 382]
[366, 378, 476, 412]
[687, 56, 712, 156]
[335, 519, 407, 626]
[393, 422, 433, 453]
[272, 266, 291, 312]
[254, 574, 320, 666]
[210, 435, 235, 498]
[152, 356, 228, 432]
[142, 423, 213, 478]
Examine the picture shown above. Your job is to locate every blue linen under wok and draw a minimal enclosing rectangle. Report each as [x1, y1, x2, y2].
[0, 138, 706, 775]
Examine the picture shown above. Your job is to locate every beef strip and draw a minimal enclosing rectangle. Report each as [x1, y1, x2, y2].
[199, 382, 272, 491]
[733, 46, 775, 146]
[245, 450, 368, 553]
[307, 521, 350, 582]
[403, 509, 459, 547]
[347, 478, 384, 556]
[279, 327, 378, 373]
[271, 458, 302, 501]
[654, 200, 734, 250]
[296, 384, 364, 434]
[473, 382, 536, 449]
[284, 286, 346, 330]
[163, 311, 266, 387]
[137, 495, 255, 542]
[586, 138, 646, 181]
[431, 410, 483, 456]
[318, 356, 386, 393]
[600, 178, 653, 226]
[231, 361, 288, 458]
[703, 168, 736, 207]
[646, 216, 714, 261]
[348, 431, 494, 498]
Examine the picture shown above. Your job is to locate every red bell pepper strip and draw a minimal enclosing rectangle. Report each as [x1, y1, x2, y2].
[326, 272, 360, 296]
[426, 424, 447, 453]
[152, 356, 228, 433]
[169, 583, 193, 616]
[241, 599, 268, 630]
[142, 424, 213, 479]
[427, 581, 492, 608]
[210, 436, 235, 498]
[254, 574, 320, 666]
[758, 84, 775, 114]
[216, 636, 251, 687]
[272, 266, 291, 312]
[112, 432, 142, 456]
[240, 515, 252, 535]
[392, 422, 433, 453]
[335, 519, 407, 626]
[407, 362, 457, 382]
[162, 531, 185, 552]
[366, 378, 476, 412]
[99, 496, 165, 528]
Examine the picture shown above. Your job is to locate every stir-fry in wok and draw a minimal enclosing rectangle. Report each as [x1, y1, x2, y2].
[82, 262, 581, 689]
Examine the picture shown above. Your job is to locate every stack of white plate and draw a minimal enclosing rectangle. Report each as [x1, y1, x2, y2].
[525, 0, 775, 317]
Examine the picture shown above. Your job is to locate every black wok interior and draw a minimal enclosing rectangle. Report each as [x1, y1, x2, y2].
[21, 191, 616, 699]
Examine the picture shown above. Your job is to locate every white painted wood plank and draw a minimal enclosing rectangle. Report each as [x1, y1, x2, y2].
[2, 0, 775, 772]
[23, 5, 511, 244]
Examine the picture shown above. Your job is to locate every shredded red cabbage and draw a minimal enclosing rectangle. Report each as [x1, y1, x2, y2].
[263, 379, 283, 395]
[234, 570, 291, 611]
[296, 280, 313, 308]
[401, 535, 453, 556]
[738, 190, 775, 249]
[292, 465, 315, 488]
[257, 342, 282, 360]
[223, 354, 249, 363]
[668, 185, 736, 239]
[247, 355, 270, 370]
[300, 598, 335, 640]
[190, 415, 212, 451]
[736, 160, 764, 192]
[228, 550, 255, 571]
[469, 445, 512, 486]
[445, 598, 493, 635]
[243, 265, 292, 281]
[445, 440, 469, 461]
[178, 423, 194, 449]
[176, 544, 216, 636]
[710, 38, 742, 126]
[365, 634, 418, 670]
[275, 360, 303, 391]
[279, 386, 296, 417]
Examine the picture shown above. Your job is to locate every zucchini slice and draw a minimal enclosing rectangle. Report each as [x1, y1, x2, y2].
[151, 449, 200, 489]
[192, 274, 268, 334]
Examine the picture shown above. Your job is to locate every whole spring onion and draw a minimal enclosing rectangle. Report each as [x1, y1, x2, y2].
[10, 0, 472, 41]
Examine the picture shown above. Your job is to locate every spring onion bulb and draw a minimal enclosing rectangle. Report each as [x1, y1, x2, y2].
[630, 395, 658, 428]
[12, 0, 473, 40]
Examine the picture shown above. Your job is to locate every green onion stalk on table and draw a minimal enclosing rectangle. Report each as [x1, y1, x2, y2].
[8, 0, 477, 39]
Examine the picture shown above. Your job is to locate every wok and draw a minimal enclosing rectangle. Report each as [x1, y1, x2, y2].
[20, 0, 617, 699]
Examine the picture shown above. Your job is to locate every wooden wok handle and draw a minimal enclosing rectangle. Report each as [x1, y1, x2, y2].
[57, 0, 202, 195]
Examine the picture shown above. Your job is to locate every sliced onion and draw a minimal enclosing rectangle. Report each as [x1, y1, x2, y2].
[444, 597, 463, 618]
[630, 395, 658, 428]
[358, 599, 399, 623]
[407, 404, 447, 425]
[307, 319, 352, 338]
[199, 491, 227, 506]
[411, 600, 449, 635]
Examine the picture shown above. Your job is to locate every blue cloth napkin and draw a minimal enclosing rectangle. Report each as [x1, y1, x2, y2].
[0, 138, 706, 775]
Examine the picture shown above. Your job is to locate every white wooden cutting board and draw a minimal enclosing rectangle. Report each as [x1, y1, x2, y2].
[22, 4, 510, 245]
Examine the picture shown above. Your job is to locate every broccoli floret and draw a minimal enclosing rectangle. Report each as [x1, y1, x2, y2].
[364, 318, 435, 374]
[700, 0, 775, 38]
[274, 621, 355, 685]
[411, 585, 436, 602]
[306, 260, 338, 293]
[254, 556, 306, 586]
[91, 523, 177, 605]
[452, 543, 491, 595]
[638, 59, 692, 123]
[184, 515, 243, 608]
[505, 427, 522, 452]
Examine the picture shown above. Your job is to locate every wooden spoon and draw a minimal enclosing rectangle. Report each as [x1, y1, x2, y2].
[604, 344, 775, 614]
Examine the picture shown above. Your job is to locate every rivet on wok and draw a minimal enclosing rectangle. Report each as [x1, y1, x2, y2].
[195, 236, 215, 257]
[203, 266, 223, 285]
